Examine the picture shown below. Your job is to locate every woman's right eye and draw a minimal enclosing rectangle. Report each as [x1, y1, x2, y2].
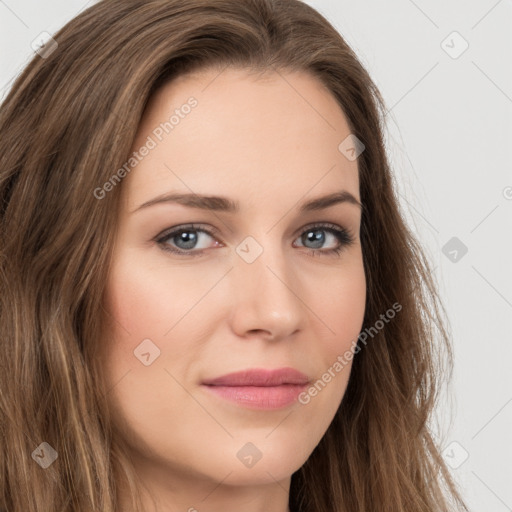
[156, 224, 220, 256]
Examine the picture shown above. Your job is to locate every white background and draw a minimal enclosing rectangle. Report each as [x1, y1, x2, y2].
[1, 1, 511, 510]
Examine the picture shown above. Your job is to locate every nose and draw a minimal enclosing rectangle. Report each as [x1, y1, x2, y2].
[228, 243, 306, 341]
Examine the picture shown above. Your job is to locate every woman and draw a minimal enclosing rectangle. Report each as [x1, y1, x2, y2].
[0, 0, 468, 511]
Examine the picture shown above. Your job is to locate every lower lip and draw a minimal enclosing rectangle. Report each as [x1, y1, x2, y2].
[201, 384, 308, 410]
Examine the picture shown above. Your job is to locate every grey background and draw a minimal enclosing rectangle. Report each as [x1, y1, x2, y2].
[1, 1, 511, 510]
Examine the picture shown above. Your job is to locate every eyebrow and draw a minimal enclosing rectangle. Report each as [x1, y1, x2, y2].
[131, 190, 362, 214]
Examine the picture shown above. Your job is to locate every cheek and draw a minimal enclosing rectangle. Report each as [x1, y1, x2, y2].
[102, 248, 213, 342]
[317, 257, 366, 359]
[295, 256, 365, 412]
[99, 251, 207, 445]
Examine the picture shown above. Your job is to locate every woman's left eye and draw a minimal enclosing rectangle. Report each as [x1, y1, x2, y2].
[155, 222, 355, 257]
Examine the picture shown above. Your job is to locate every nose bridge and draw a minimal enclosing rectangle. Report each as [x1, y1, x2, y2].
[229, 233, 305, 338]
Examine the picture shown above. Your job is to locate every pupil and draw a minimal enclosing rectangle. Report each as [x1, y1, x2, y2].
[305, 230, 324, 249]
[176, 231, 197, 249]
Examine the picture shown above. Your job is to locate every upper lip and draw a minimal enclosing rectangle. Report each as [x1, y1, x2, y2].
[202, 367, 310, 387]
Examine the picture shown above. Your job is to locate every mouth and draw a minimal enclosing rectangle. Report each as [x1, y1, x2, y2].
[201, 367, 310, 410]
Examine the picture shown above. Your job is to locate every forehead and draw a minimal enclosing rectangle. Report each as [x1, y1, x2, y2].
[122, 67, 359, 211]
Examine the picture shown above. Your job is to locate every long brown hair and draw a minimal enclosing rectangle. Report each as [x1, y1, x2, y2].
[0, 0, 468, 510]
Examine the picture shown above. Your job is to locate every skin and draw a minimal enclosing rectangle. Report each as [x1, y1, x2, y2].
[100, 66, 366, 512]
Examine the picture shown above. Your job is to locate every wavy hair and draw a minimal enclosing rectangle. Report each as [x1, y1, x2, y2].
[0, 0, 468, 510]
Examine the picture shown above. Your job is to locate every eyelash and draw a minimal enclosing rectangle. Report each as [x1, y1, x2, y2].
[155, 222, 355, 259]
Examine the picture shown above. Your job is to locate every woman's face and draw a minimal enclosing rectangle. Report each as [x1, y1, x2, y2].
[100, 67, 366, 507]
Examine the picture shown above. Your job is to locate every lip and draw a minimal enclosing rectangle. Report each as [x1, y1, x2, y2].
[202, 367, 310, 387]
[201, 367, 310, 410]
